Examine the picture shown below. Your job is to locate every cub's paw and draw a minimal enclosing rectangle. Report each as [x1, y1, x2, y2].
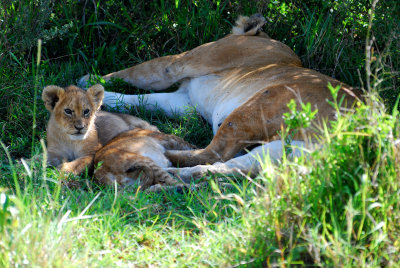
[58, 162, 78, 175]
[58, 160, 89, 176]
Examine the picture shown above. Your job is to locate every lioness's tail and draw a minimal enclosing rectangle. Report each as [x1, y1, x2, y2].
[232, 13, 266, 36]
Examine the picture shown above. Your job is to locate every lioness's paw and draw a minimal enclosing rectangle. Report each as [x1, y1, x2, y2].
[165, 166, 205, 182]
[146, 184, 164, 193]
[79, 74, 106, 88]
[78, 74, 91, 88]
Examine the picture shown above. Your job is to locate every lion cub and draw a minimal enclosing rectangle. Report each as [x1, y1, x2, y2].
[94, 128, 195, 189]
[43, 84, 195, 190]
[42, 84, 157, 175]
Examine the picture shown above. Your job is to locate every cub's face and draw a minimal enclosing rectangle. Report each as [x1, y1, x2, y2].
[42, 84, 104, 140]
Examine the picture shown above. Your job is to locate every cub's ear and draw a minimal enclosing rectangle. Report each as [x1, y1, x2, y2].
[87, 84, 104, 110]
[42, 85, 65, 112]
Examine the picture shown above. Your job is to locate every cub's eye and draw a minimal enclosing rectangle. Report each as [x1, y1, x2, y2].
[83, 109, 90, 117]
[64, 109, 73, 116]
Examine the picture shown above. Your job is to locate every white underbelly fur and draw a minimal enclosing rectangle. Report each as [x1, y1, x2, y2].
[187, 75, 221, 123]
[187, 75, 257, 134]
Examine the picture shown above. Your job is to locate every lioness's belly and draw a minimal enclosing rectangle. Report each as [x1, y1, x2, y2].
[187, 74, 262, 134]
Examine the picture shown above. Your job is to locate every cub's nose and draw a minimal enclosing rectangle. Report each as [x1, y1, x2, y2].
[74, 125, 84, 131]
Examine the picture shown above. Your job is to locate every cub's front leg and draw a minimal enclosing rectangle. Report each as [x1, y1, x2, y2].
[47, 150, 94, 176]
[58, 155, 95, 175]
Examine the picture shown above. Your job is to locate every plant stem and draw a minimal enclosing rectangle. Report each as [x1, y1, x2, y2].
[31, 39, 42, 160]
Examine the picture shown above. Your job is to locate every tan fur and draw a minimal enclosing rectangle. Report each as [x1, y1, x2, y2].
[42, 84, 158, 175]
[166, 68, 360, 166]
[93, 129, 196, 189]
[80, 14, 362, 168]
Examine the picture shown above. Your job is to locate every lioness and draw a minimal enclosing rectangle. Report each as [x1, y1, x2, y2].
[79, 14, 361, 170]
[42, 84, 158, 174]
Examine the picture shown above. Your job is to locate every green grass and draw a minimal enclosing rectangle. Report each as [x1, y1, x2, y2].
[1, 0, 400, 266]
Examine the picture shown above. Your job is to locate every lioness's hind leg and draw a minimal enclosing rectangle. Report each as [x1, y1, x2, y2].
[166, 141, 308, 181]
[166, 88, 285, 167]
[165, 153, 259, 183]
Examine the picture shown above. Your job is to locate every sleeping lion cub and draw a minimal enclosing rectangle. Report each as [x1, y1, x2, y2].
[42, 84, 193, 189]
[93, 128, 194, 189]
